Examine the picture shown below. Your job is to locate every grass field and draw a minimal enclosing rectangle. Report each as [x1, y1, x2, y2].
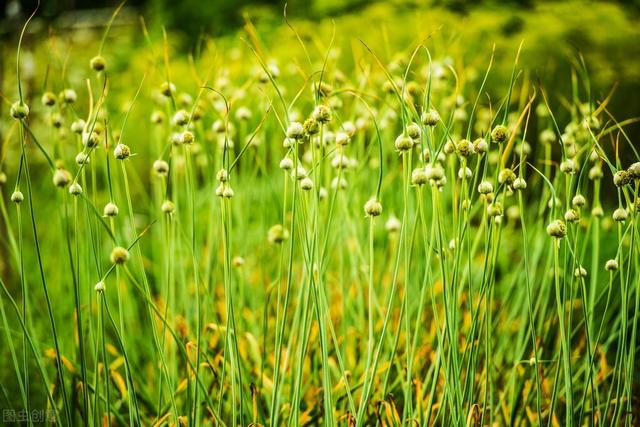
[0, 1, 639, 425]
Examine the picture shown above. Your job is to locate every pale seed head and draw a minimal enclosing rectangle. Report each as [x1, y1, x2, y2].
[267, 224, 289, 244]
[153, 160, 169, 176]
[69, 182, 83, 196]
[103, 202, 119, 217]
[300, 177, 313, 191]
[53, 169, 71, 188]
[612, 208, 628, 222]
[605, 259, 618, 271]
[286, 122, 304, 139]
[114, 144, 131, 160]
[11, 191, 24, 204]
[478, 181, 494, 195]
[572, 194, 586, 208]
[546, 219, 567, 238]
[491, 125, 509, 144]
[110, 246, 130, 264]
[90, 55, 106, 71]
[10, 101, 29, 120]
[161, 200, 175, 214]
[574, 266, 588, 278]
[411, 168, 428, 186]
[364, 198, 383, 217]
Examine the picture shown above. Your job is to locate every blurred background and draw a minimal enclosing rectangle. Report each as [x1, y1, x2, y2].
[1, 0, 639, 138]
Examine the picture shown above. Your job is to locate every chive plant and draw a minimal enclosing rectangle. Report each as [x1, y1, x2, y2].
[1, 5, 639, 427]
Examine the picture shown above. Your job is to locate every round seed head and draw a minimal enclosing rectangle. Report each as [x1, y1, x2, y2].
[53, 169, 71, 188]
[161, 200, 175, 214]
[215, 184, 225, 197]
[613, 170, 630, 187]
[574, 266, 587, 278]
[498, 168, 516, 186]
[564, 209, 579, 222]
[300, 177, 313, 191]
[69, 182, 83, 196]
[50, 112, 64, 128]
[11, 191, 24, 204]
[572, 194, 586, 208]
[114, 143, 130, 160]
[74, 152, 89, 166]
[90, 55, 106, 71]
[153, 160, 169, 176]
[394, 134, 414, 152]
[421, 109, 440, 126]
[61, 88, 77, 104]
[605, 259, 618, 271]
[540, 129, 556, 145]
[83, 131, 100, 148]
[364, 198, 383, 217]
[279, 157, 293, 170]
[292, 165, 307, 180]
[303, 117, 320, 135]
[443, 141, 455, 154]
[406, 122, 422, 140]
[268, 224, 289, 244]
[512, 177, 527, 191]
[283, 137, 295, 148]
[487, 202, 503, 217]
[560, 159, 578, 175]
[312, 105, 332, 123]
[612, 208, 628, 222]
[546, 219, 567, 238]
[628, 162, 640, 180]
[455, 139, 474, 157]
[235, 107, 252, 121]
[458, 167, 472, 180]
[10, 101, 29, 119]
[172, 110, 190, 126]
[41, 91, 57, 107]
[222, 186, 235, 198]
[70, 119, 86, 134]
[335, 132, 350, 146]
[94, 281, 105, 292]
[150, 110, 165, 124]
[473, 138, 488, 154]
[286, 122, 304, 139]
[385, 215, 401, 232]
[212, 120, 227, 133]
[478, 181, 493, 195]
[425, 163, 445, 182]
[491, 125, 509, 144]
[588, 165, 602, 180]
[591, 206, 604, 217]
[110, 246, 130, 264]
[181, 131, 194, 144]
[411, 167, 428, 186]
[319, 187, 328, 200]
[103, 202, 119, 217]
[160, 81, 176, 97]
